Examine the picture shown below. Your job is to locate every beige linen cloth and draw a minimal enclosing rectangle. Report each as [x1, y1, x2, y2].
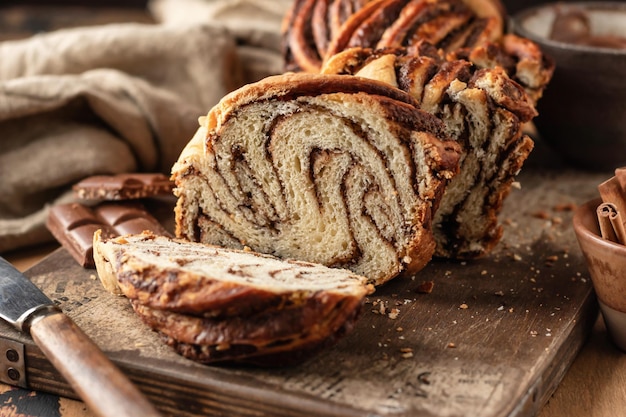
[149, 0, 292, 81]
[0, 0, 292, 253]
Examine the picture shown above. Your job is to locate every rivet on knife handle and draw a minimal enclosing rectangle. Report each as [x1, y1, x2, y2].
[0, 256, 162, 417]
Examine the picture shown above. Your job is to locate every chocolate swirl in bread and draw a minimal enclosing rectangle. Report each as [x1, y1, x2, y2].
[321, 46, 539, 258]
[283, 0, 505, 73]
[172, 73, 461, 285]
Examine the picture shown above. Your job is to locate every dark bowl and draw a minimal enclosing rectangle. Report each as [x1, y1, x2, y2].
[511, 2, 626, 171]
[502, 0, 609, 14]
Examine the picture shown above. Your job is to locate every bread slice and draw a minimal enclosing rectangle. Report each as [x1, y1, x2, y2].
[130, 295, 362, 366]
[172, 72, 461, 285]
[321, 46, 542, 258]
[93, 230, 373, 365]
[93, 230, 374, 317]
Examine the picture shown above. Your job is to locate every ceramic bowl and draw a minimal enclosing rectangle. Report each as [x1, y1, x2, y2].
[573, 198, 626, 351]
[511, 2, 626, 171]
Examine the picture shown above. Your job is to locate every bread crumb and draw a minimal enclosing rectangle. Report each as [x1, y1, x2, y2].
[459, 303, 468, 310]
[531, 210, 550, 220]
[388, 308, 400, 319]
[400, 347, 413, 358]
[447, 342, 456, 348]
[553, 203, 576, 212]
[545, 255, 559, 267]
[416, 280, 434, 294]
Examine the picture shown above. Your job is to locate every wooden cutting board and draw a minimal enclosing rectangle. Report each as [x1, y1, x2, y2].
[0, 164, 608, 417]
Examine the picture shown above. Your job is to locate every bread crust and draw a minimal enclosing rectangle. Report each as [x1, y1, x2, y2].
[283, 0, 507, 72]
[130, 292, 361, 346]
[157, 309, 359, 366]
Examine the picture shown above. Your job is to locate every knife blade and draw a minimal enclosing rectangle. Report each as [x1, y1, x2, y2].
[0, 256, 162, 417]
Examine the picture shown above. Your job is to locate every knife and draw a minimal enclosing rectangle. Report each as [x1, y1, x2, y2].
[0, 256, 162, 417]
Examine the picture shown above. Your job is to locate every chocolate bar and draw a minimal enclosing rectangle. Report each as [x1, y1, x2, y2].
[73, 173, 174, 200]
[46, 202, 171, 268]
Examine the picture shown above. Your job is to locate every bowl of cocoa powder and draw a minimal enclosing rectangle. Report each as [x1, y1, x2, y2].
[512, 2, 626, 171]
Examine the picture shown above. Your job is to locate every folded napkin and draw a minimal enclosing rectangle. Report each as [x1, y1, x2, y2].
[0, 22, 244, 253]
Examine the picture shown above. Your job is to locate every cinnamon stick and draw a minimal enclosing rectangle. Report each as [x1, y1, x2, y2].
[614, 166, 626, 191]
[597, 203, 619, 242]
[610, 209, 626, 245]
[597, 202, 626, 244]
[598, 176, 626, 217]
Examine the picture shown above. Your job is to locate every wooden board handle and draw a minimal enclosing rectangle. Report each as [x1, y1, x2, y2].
[29, 312, 162, 417]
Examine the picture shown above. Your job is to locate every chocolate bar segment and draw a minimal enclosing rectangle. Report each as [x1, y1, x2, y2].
[94, 203, 170, 237]
[47, 202, 171, 268]
[73, 173, 174, 200]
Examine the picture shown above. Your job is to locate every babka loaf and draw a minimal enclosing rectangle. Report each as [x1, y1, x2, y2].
[93, 230, 372, 365]
[321, 45, 541, 258]
[283, 0, 506, 73]
[172, 73, 461, 285]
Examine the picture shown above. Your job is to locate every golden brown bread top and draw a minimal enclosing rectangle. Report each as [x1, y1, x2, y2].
[283, 0, 508, 73]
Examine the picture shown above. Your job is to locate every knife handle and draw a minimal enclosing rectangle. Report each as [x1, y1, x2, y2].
[29, 312, 162, 417]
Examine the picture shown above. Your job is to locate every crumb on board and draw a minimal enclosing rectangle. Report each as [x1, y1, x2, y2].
[400, 347, 414, 359]
[415, 280, 434, 294]
[531, 210, 550, 220]
[388, 308, 400, 320]
[553, 202, 576, 212]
